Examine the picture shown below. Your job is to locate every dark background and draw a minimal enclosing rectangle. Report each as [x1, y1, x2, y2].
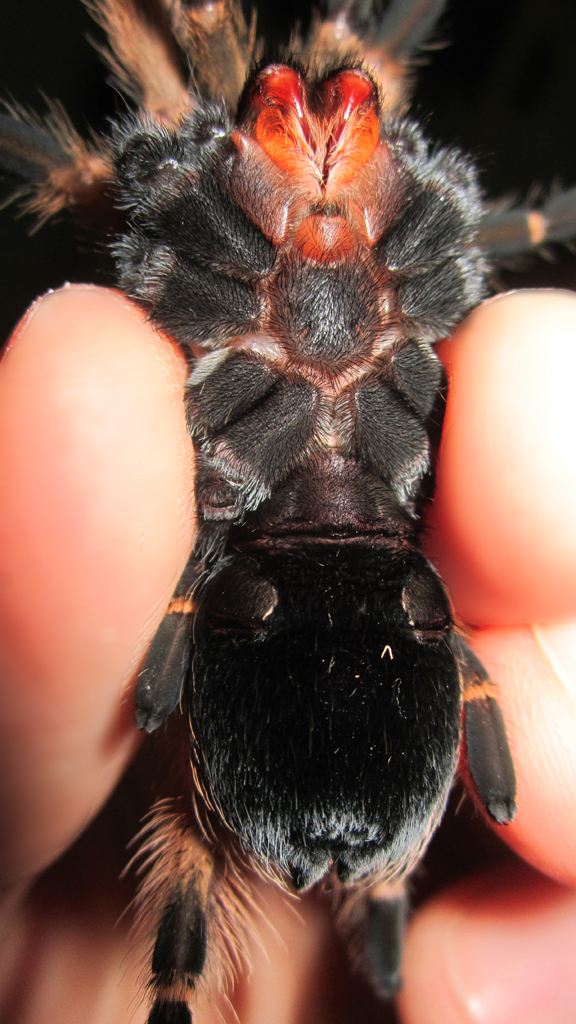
[2, 0, 576, 344]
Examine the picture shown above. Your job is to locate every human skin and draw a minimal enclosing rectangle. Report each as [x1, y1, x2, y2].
[0, 286, 575, 1024]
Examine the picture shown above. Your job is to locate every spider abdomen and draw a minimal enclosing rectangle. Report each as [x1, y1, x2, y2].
[191, 543, 461, 889]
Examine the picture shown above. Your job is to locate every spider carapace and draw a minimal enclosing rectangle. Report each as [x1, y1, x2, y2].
[7, 0, 572, 1020]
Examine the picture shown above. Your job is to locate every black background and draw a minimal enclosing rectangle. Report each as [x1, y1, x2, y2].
[1, 0, 576, 344]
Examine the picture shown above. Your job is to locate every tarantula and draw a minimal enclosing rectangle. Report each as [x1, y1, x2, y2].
[3, 2, 575, 1022]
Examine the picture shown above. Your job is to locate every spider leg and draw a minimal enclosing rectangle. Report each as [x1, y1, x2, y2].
[365, 0, 449, 55]
[137, 348, 268, 735]
[364, 879, 408, 998]
[136, 553, 200, 733]
[451, 634, 517, 825]
[134, 805, 215, 1024]
[166, 0, 256, 113]
[478, 187, 576, 257]
[85, 0, 190, 123]
[0, 105, 113, 224]
[339, 878, 408, 998]
[306, 0, 449, 111]
[0, 0, 193, 223]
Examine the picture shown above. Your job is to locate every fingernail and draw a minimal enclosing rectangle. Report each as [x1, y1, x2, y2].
[443, 886, 576, 1023]
[532, 621, 576, 703]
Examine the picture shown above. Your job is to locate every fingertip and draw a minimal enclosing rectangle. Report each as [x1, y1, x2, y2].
[399, 863, 576, 1024]
[429, 289, 576, 625]
[463, 626, 576, 887]
[425, 293, 576, 882]
[0, 286, 193, 880]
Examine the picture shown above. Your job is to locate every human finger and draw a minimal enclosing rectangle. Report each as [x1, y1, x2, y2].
[460, 624, 576, 886]
[0, 285, 194, 885]
[429, 288, 576, 625]
[424, 291, 576, 882]
[398, 859, 576, 1024]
